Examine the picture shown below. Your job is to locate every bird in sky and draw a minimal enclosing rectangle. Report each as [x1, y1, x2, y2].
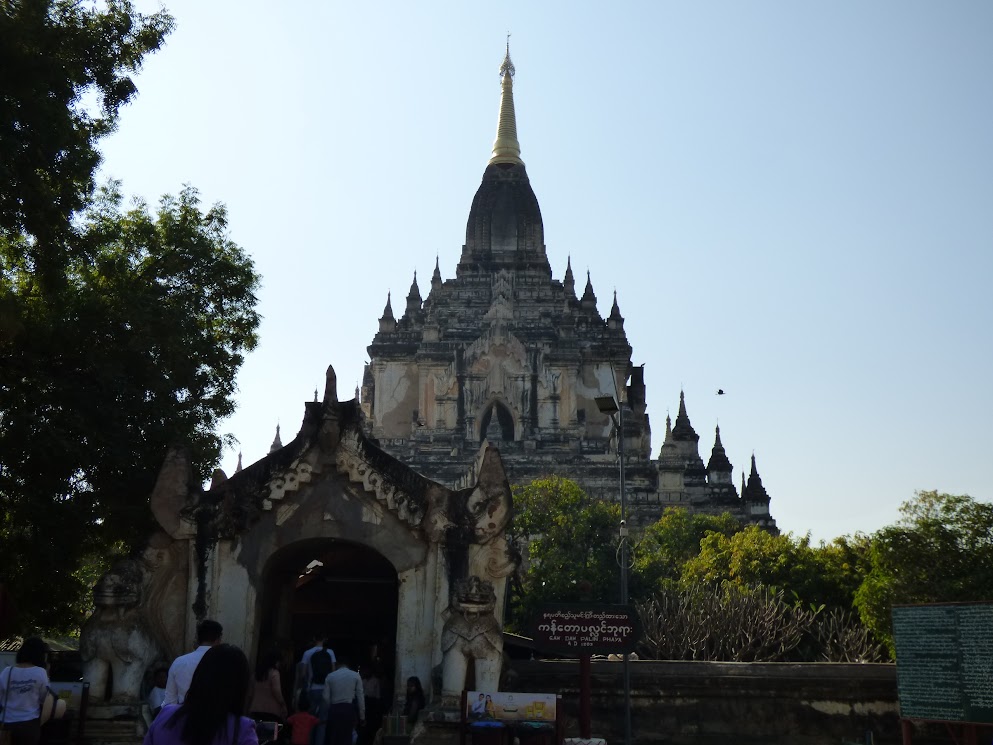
[717, 389, 725, 395]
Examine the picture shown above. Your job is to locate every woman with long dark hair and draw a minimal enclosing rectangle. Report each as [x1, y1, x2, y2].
[0, 637, 49, 745]
[403, 676, 425, 726]
[143, 644, 258, 745]
[248, 650, 287, 723]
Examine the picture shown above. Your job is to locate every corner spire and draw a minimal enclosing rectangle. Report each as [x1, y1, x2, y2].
[743, 453, 770, 504]
[405, 271, 422, 314]
[270, 424, 282, 453]
[378, 291, 396, 332]
[431, 256, 443, 292]
[581, 270, 597, 308]
[707, 424, 732, 475]
[489, 42, 523, 166]
[671, 389, 699, 442]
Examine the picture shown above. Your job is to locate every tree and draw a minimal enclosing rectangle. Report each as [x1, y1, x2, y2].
[854, 491, 993, 654]
[680, 525, 867, 613]
[0, 0, 173, 289]
[630, 507, 740, 597]
[508, 477, 622, 630]
[0, 183, 260, 633]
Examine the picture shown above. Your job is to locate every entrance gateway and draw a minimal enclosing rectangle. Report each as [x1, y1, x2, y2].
[78, 365, 517, 717]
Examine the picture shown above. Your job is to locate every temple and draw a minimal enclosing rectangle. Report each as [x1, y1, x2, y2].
[361, 48, 776, 530]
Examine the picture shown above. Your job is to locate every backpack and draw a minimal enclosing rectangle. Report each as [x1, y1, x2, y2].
[310, 650, 333, 686]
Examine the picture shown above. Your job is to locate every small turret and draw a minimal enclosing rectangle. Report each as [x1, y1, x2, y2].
[564, 257, 575, 296]
[608, 290, 624, 330]
[405, 272, 422, 316]
[269, 424, 282, 453]
[658, 415, 681, 469]
[742, 454, 771, 508]
[378, 292, 396, 332]
[706, 425, 733, 484]
[671, 390, 699, 444]
[581, 271, 598, 312]
[670, 390, 705, 485]
[431, 256, 443, 293]
[235, 451, 243, 473]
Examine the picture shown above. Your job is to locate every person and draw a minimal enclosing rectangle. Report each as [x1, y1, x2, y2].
[148, 668, 169, 718]
[284, 693, 320, 745]
[143, 643, 257, 745]
[0, 637, 50, 745]
[484, 694, 495, 719]
[298, 636, 327, 674]
[163, 619, 223, 706]
[308, 647, 334, 705]
[322, 653, 364, 745]
[469, 692, 485, 719]
[403, 677, 425, 727]
[248, 651, 288, 723]
[308, 649, 335, 745]
[359, 665, 382, 745]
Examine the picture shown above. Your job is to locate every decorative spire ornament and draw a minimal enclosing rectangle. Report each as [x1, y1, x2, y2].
[489, 39, 523, 166]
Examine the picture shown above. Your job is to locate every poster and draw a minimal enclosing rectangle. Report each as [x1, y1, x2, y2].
[465, 691, 556, 722]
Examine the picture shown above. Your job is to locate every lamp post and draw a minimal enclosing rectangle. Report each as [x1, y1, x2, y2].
[595, 394, 632, 745]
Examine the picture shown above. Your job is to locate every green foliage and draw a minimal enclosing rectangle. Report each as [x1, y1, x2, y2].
[0, 0, 260, 636]
[0, 0, 173, 287]
[854, 491, 993, 655]
[0, 186, 260, 633]
[680, 525, 866, 613]
[508, 477, 621, 630]
[630, 507, 740, 596]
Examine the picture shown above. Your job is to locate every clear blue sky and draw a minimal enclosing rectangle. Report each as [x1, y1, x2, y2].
[99, 1, 993, 542]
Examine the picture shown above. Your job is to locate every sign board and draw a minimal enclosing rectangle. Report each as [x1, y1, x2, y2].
[466, 691, 556, 722]
[892, 602, 993, 724]
[530, 604, 641, 656]
[49, 681, 87, 715]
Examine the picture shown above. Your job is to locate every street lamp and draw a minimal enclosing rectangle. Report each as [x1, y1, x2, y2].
[595, 394, 632, 745]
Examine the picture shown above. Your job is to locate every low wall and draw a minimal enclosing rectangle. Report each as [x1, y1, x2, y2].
[506, 659, 901, 745]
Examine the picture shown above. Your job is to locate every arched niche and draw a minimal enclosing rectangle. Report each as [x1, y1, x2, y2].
[479, 401, 515, 442]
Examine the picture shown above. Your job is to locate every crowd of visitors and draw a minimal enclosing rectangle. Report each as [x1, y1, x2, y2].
[118, 621, 413, 745]
[0, 623, 419, 745]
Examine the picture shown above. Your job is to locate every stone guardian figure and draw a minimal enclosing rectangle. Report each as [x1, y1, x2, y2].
[440, 576, 503, 699]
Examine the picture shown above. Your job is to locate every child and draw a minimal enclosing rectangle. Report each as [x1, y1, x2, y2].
[286, 692, 322, 745]
[147, 667, 168, 718]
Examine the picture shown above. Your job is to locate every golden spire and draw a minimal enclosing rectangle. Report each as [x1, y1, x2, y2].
[489, 37, 523, 166]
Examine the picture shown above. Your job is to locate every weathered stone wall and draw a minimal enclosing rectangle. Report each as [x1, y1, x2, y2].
[508, 660, 903, 745]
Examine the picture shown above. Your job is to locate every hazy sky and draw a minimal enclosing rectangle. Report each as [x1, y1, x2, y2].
[98, 1, 993, 542]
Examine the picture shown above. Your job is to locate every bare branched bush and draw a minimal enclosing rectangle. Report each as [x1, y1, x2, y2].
[636, 585, 886, 662]
[636, 584, 818, 661]
[814, 607, 887, 662]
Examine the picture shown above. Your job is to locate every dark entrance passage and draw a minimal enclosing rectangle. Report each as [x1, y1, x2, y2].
[257, 538, 399, 708]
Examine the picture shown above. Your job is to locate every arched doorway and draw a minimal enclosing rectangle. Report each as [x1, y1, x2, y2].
[479, 401, 514, 442]
[256, 538, 399, 708]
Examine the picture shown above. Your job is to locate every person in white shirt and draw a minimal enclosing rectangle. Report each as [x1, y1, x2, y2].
[162, 619, 222, 706]
[0, 637, 50, 745]
[322, 653, 364, 745]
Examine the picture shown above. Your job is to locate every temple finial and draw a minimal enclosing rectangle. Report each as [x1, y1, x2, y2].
[489, 41, 523, 166]
[500, 33, 515, 79]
